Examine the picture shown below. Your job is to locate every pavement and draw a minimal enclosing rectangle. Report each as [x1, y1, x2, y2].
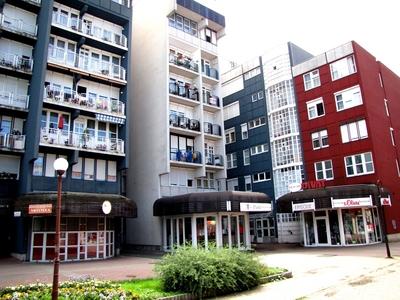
[0, 242, 399, 299]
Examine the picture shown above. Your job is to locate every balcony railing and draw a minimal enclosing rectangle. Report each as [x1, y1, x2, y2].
[169, 114, 200, 132]
[204, 122, 221, 136]
[0, 13, 37, 37]
[202, 66, 219, 80]
[169, 54, 199, 73]
[24, 0, 41, 5]
[205, 154, 224, 166]
[112, 0, 130, 8]
[170, 148, 202, 164]
[0, 51, 33, 73]
[40, 128, 124, 154]
[203, 94, 220, 107]
[47, 46, 126, 81]
[44, 87, 125, 117]
[52, 12, 127, 48]
[0, 133, 26, 151]
[169, 82, 198, 101]
[0, 91, 29, 110]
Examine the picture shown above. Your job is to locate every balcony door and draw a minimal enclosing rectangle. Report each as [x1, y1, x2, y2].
[79, 48, 90, 71]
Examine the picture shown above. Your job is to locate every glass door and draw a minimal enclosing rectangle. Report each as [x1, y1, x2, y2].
[316, 219, 328, 244]
[304, 212, 315, 246]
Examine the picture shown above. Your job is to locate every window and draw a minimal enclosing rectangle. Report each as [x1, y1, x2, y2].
[251, 94, 257, 102]
[244, 67, 261, 80]
[314, 160, 333, 180]
[330, 55, 356, 80]
[250, 143, 269, 155]
[258, 91, 264, 100]
[390, 128, 395, 146]
[311, 130, 328, 149]
[345, 152, 374, 177]
[223, 101, 240, 120]
[197, 172, 216, 189]
[303, 70, 320, 90]
[384, 99, 390, 116]
[84, 158, 95, 180]
[241, 123, 248, 140]
[253, 171, 271, 183]
[248, 116, 266, 129]
[244, 175, 252, 191]
[340, 120, 368, 143]
[169, 13, 198, 37]
[72, 157, 82, 179]
[251, 91, 264, 102]
[45, 154, 56, 177]
[226, 153, 237, 169]
[108, 161, 117, 182]
[307, 98, 325, 119]
[243, 149, 250, 166]
[96, 159, 106, 181]
[225, 128, 236, 144]
[33, 153, 44, 176]
[227, 178, 239, 191]
[335, 85, 362, 111]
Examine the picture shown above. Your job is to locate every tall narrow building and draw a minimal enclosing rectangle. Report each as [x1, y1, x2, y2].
[0, 0, 135, 261]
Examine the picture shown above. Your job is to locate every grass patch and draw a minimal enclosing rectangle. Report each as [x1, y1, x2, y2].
[261, 266, 288, 276]
[120, 278, 183, 300]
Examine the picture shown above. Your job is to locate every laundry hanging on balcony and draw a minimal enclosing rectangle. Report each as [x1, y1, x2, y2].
[95, 113, 125, 125]
[58, 115, 64, 129]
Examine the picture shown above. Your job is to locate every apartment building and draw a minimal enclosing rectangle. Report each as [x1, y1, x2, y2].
[0, 0, 135, 261]
[279, 41, 400, 246]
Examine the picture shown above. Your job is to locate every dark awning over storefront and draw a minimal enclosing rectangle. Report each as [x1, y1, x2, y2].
[277, 184, 390, 213]
[154, 191, 271, 216]
[15, 192, 137, 218]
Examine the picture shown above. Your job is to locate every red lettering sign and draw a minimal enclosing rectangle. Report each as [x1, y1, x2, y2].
[28, 204, 52, 215]
[301, 180, 326, 190]
[344, 199, 360, 206]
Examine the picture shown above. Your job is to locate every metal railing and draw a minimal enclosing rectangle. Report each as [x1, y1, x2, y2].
[0, 13, 37, 37]
[24, 0, 41, 4]
[170, 149, 202, 164]
[202, 66, 219, 80]
[47, 45, 126, 81]
[169, 82, 198, 101]
[0, 51, 33, 73]
[203, 122, 221, 136]
[40, 128, 124, 154]
[112, 0, 130, 8]
[169, 53, 199, 73]
[0, 133, 26, 150]
[205, 154, 224, 166]
[44, 87, 125, 116]
[169, 114, 200, 131]
[203, 93, 220, 107]
[52, 12, 127, 48]
[0, 91, 29, 110]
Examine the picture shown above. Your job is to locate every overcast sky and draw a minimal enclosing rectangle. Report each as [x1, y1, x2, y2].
[203, 0, 400, 75]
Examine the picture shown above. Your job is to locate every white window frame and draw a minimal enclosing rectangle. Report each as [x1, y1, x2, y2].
[225, 127, 236, 144]
[241, 123, 248, 140]
[390, 128, 395, 146]
[251, 93, 257, 102]
[257, 91, 264, 100]
[344, 152, 374, 177]
[314, 160, 334, 180]
[303, 69, 320, 91]
[244, 175, 252, 191]
[226, 152, 237, 169]
[330, 55, 357, 81]
[253, 171, 271, 183]
[227, 178, 239, 191]
[340, 119, 368, 143]
[250, 143, 269, 155]
[384, 99, 390, 116]
[307, 97, 325, 120]
[248, 116, 266, 129]
[223, 101, 240, 120]
[335, 85, 363, 111]
[311, 129, 329, 150]
[243, 149, 250, 166]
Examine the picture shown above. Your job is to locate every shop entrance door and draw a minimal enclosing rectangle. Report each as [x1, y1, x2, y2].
[256, 219, 263, 243]
[315, 218, 328, 244]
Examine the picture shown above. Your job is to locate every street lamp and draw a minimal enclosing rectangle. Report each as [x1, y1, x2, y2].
[376, 180, 392, 259]
[52, 158, 69, 300]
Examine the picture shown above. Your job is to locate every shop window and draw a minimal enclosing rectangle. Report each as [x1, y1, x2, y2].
[342, 209, 366, 245]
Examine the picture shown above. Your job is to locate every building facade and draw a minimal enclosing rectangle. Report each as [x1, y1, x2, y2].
[281, 41, 400, 246]
[0, 0, 135, 261]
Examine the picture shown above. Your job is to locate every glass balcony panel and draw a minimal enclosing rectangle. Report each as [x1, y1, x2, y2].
[0, 14, 37, 37]
[0, 133, 26, 150]
[0, 91, 29, 110]
[0, 51, 33, 72]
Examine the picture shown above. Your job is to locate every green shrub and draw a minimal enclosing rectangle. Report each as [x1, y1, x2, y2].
[0, 279, 136, 300]
[156, 246, 263, 298]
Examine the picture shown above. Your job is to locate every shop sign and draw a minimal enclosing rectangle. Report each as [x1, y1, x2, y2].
[380, 196, 391, 206]
[240, 202, 271, 212]
[301, 180, 326, 190]
[28, 204, 52, 214]
[331, 196, 372, 208]
[292, 200, 315, 212]
[288, 182, 302, 192]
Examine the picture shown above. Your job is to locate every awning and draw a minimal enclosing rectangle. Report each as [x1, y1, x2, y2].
[154, 191, 271, 216]
[277, 184, 390, 213]
[15, 192, 137, 218]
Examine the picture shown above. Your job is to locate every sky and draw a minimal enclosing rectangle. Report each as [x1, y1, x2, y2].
[202, 0, 400, 75]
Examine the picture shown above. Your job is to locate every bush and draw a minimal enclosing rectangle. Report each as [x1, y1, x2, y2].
[156, 246, 263, 298]
[0, 279, 136, 300]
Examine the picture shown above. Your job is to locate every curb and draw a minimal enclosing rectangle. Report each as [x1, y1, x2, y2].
[158, 294, 196, 300]
[259, 271, 293, 284]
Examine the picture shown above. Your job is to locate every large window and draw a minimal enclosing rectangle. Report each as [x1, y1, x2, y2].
[330, 55, 356, 81]
[303, 70, 320, 90]
[345, 152, 374, 177]
[243, 149, 250, 166]
[340, 119, 368, 143]
[225, 128, 236, 144]
[223, 101, 240, 120]
[244, 175, 252, 191]
[307, 98, 325, 119]
[314, 160, 333, 180]
[226, 153, 237, 169]
[335, 85, 362, 111]
[250, 143, 269, 155]
[168, 13, 197, 36]
[253, 171, 271, 183]
[33, 153, 44, 176]
[227, 178, 239, 191]
[311, 130, 329, 149]
[248, 116, 266, 129]
[241, 123, 248, 140]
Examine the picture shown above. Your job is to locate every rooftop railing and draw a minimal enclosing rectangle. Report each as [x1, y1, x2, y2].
[0, 91, 29, 110]
[0, 13, 37, 37]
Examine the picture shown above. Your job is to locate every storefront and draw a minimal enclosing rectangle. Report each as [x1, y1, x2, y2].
[277, 184, 389, 247]
[153, 191, 271, 250]
[14, 192, 137, 262]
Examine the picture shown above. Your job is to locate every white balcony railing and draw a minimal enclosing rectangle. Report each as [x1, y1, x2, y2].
[0, 133, 26, 151]
[24, 0, 41, 5]
[40, 127, 124, 155]
[112, 0, 130, 8]
[0, 51, 33, 73]
[0, 91, 29, 110]
[52, 12, 127, 48]
[0, 13, 37, 37]
[44, 87, 125, 117]
[47, 46, 126, 81]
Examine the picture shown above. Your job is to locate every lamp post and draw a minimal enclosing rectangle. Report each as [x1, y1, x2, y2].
[376, 180, 392, 258]
[52, 158, 69, 300]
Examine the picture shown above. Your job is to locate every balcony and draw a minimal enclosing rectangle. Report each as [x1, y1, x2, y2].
[24, 0, 41, 5]
[169, 114, 201, 137]
[170, 148, 202, 167]
[0, 13, 37, 38]
[44, 87, 125, 117]
[169, 82, 199, 107]
[52, 12, 128, 49]
[204, 122, 222, 140]
[40, 128, 124, 156]
[169, 53, 199, 79]
[0, 91, 29, 110]
[0, 51, 33, 74]
[200, 40, 218, 60]
[205, 154, 224, 168]
[0, 133, 26, 151]
[112, 0, 130, 7]
[203, 94, 220, 112]
[202, 66, 219, 85]
[47, 46, 126, 84]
